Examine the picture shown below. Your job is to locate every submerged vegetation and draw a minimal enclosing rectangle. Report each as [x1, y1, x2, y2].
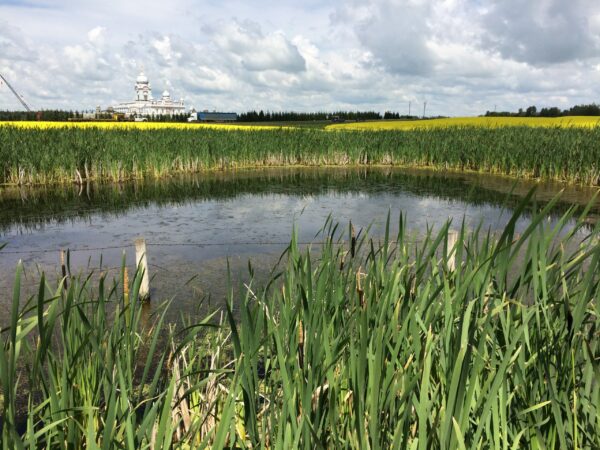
[1, 197, 599, 448]
[1, 125, 600, 185]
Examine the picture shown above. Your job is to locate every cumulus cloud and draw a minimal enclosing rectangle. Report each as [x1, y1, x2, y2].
[0, 20, 38, 62]
[63, 26, 115, 82]
[343, 0, 435, 76]
[1, 0, 600, 115]
[480, 0, 600, 65]
[208, 20, 306, 73]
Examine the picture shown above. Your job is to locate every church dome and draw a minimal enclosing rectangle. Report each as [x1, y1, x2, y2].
[136, 72, 149, 83]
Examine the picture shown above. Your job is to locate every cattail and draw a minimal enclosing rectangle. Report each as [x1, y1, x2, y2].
[356, 268, 365, 308]
[123, 266, 131, 327]
[350, 224, 356, 258]
[123, 266, 129, 297]
[60, 249, 68, 291]
[297, 319, 304, 370]
[340, 251, 347, 271]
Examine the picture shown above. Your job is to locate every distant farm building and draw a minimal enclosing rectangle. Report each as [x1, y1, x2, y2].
[188, 110, 237, 122]
[113, 71, 185, 117]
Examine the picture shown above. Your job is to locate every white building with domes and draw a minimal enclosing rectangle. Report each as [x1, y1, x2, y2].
[113, 71, 186, 117]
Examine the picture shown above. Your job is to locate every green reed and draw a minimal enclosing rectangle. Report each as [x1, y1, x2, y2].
[1, 194, 599, 448]
[1, 126, 600, 185]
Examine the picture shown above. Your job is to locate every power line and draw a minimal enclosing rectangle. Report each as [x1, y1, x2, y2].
[0, 238, 419, 256]
[0, 241, 306, 255]
[0, 72, 32, 112]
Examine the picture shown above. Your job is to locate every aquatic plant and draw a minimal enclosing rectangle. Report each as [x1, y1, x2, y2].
[1, 195, 599, 448]
[1, 125, 600, 185]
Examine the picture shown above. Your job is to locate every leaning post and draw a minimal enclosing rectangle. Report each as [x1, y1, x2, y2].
[135, 237, 150, 301]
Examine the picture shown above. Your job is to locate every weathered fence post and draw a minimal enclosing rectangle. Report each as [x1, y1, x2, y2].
[447, 230, 459, 272]
[135, 238, 150, 300]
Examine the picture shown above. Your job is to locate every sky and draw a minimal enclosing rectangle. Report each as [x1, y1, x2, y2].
[1, 0, 600, 116]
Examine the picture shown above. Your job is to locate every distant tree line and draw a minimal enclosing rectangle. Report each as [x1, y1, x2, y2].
[0, 108, 450, 123]
[383, 111, 421, 120]
[0, 110, 190, 122]
[0, 110, 83, 121]
[237, 110, 383, 122]
[485, 104, 600, 118]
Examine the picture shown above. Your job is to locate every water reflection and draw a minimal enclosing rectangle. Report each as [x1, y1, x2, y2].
[1, 167, 598, 233]
[0, 167, 597, 321]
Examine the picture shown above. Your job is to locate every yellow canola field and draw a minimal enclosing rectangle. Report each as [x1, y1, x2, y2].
[326, 116, 600, 131]
[0, 121, 284, 131]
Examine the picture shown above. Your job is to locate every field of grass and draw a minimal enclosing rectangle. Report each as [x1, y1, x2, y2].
[326, 116, 600, 131]
[1, 200, 599, 448]
[1, 125, 600, 186]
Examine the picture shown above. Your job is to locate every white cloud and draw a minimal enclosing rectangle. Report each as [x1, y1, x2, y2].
[350, 0, 435, 76]
[63, 27, 113, 82]
[480, 0, 600, 65]
[1, 0, 600, 115]
[87, 26, 106, 45]
[210, 20, 306, 73]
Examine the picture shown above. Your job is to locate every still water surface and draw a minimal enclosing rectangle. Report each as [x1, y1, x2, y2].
[1, 167, 598, 321]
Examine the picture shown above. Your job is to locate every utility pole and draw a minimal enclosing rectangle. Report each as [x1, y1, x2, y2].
[423, 101, 427, 118]
[408, 101, 411, 117]
[0, 72, 32, 112]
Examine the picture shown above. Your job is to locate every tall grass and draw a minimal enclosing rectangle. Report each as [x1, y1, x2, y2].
[1, 195, 599, 448]
[1, 125, 599, 185]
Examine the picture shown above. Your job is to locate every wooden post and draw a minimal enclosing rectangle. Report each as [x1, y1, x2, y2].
[135, 238, 150, 300]
[448, 230, 459, 272]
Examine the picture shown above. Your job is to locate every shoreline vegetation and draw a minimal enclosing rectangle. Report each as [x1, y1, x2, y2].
[1, 200, 599, 448]
[0, 168, 599, 238]
[1, 122, 600, 186]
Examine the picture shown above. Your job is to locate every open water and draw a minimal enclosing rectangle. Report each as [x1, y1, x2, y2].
[1, 167, 598, 323]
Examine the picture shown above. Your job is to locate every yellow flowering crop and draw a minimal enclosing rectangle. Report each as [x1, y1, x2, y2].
[0, 121, 286, 131]
[326, 116, 600, 131]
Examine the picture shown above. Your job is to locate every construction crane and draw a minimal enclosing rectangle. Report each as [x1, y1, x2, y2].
[0, 72, 32, 112]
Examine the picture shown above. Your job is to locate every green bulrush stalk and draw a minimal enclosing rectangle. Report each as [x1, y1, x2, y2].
[1, 126, 600, 185]
[1, 195, 599, 448]
[213, 195, 600, 448]
[0, 263, 185, 448]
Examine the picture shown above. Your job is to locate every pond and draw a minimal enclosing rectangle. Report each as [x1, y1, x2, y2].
[1, 167, 598, 323]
